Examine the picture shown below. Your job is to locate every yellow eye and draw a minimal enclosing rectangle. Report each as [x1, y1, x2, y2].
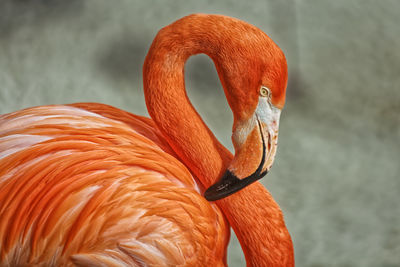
[260, 86, 270, 98]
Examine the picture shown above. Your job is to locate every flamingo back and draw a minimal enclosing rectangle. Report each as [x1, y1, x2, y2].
[0, 103, 229, 266]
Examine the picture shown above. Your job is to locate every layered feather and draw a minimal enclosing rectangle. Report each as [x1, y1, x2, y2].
[0, 103, 229, 266]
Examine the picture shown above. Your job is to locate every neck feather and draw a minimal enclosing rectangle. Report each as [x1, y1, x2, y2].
[219, 184, 294, 266]
[143, 14, 293, 266]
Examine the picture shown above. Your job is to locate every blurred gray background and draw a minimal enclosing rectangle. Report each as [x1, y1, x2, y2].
[0, 0, 399, 266]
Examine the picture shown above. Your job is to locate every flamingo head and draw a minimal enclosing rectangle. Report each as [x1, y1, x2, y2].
[204, 22, 288, 201]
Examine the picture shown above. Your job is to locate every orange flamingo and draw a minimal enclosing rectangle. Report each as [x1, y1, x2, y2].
[0, 14, 293, 266]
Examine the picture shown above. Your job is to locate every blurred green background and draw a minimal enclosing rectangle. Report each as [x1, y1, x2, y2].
[0, 0, 399, 266]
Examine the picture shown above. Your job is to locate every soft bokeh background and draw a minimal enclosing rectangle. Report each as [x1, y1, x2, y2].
[0, 0, 399, 266]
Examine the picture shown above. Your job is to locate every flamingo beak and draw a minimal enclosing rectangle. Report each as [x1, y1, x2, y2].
[204, 98, 281, 201]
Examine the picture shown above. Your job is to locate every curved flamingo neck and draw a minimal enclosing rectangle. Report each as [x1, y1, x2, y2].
[143, 15, 231, 187]
[143, 14, 294, 266]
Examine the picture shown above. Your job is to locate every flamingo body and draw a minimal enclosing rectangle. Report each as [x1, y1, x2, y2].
[0, 14, 294, 266]
[0, 103, 228, 266]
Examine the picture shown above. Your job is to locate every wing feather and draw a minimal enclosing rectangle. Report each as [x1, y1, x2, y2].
[0, 104, 229, 266]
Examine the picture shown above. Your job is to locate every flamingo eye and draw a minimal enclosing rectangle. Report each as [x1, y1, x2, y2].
[260, 86, 271, 98]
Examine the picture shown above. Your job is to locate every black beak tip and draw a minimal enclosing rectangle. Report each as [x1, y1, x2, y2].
[204, 170, 239, 201]
[203, 187, 220, 201]
[204, 183, 230, 201]
[204, 184, 227, 201]
[204, 169, 267, 201]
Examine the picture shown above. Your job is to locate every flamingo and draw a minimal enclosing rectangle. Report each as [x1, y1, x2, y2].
[0, 14, 294, 266]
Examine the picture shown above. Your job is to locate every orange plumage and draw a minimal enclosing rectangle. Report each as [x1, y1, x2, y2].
[0, 14, 293, 266]
[0, 104, 228, 266]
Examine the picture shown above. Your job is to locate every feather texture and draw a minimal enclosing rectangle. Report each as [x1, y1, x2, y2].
[0, 104, 229, 266]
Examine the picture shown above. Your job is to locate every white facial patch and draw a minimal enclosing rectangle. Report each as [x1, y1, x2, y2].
[256, 96, 281, 171]
[232, 96, 281, 149]
[230, 94, 282, 174]
[255, 95, 281, 134]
